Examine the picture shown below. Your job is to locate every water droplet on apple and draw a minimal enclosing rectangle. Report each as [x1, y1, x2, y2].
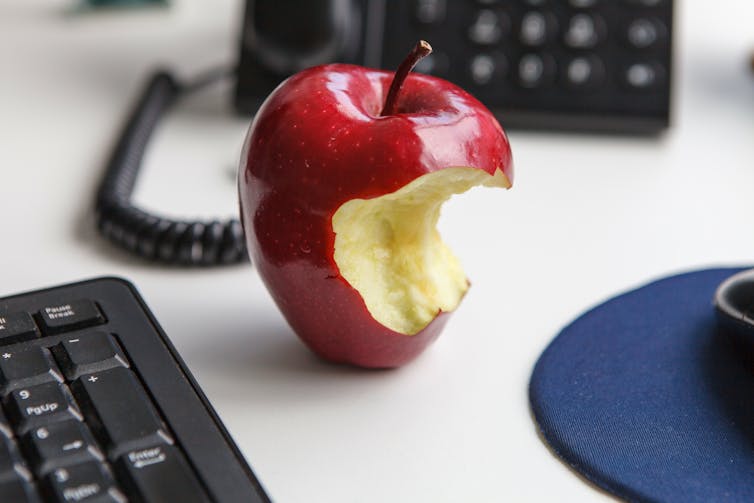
[300, 243, 311, 254]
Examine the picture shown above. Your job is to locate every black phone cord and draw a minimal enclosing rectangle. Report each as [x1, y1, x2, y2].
[95, 69, 248, 266]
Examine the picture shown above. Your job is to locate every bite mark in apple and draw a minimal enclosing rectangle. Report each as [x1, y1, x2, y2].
[332, 167, 510, 335]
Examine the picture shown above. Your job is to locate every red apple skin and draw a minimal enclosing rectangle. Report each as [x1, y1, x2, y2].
[239, 63, 512, 368]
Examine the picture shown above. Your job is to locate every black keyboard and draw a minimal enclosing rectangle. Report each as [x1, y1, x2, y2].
[0, 277, 269, 503]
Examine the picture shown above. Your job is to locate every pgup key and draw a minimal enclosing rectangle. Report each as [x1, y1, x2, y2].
[3, 383, 82, 434]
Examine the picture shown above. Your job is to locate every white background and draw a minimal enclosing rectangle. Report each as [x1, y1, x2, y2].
[1, 1, 753, 501]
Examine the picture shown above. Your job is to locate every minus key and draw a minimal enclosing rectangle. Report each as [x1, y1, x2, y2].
[51, 331, 129, 381]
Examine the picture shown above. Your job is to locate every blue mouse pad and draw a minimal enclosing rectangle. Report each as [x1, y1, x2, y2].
[529, 267, 754, 502]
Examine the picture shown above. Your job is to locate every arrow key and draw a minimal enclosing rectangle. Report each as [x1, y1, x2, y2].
[22, 421, 103, 476]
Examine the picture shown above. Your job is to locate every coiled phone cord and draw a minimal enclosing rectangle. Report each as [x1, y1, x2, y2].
[95, 68, 248, 266]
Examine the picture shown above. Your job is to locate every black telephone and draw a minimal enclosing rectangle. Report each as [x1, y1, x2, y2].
[236, 0, 674, 134]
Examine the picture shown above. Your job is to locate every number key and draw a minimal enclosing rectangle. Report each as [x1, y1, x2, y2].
[4, 383, 82, 434]
[43, 461, 124, 503]
[0, 347, 63, 396]
[22, 422, 103, 476]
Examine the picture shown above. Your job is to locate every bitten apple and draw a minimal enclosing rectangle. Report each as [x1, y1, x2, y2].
[239, 41, 513, 368]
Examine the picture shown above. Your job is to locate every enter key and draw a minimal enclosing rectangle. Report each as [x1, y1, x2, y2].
[116, 443, 209, 503]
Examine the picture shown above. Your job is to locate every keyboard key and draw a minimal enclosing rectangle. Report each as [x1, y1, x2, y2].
[44, 461, 125, 503]
[0, 346, 63, 396]
[71, 368, 172, 460]
[22, 422, 103, 476]
[37, 300, 105, 335]
[52, 332, 129, 381]
[0, 476, 40, 503]
[0, 436, 31, 483]
[0, 312, 40, 346]
[4, 383, 82, 434]
[116, 444, 209, 503]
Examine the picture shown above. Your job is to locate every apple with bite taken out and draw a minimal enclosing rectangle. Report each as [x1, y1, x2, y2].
[238, 41, 513, 368]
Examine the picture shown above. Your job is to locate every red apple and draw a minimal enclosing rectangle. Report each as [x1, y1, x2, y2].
[239, 41, 513, 368]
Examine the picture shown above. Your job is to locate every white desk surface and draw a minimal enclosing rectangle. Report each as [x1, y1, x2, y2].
[2, 2, 753, 501]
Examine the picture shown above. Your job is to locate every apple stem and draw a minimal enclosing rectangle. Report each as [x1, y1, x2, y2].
[380, 40, 433, 117]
